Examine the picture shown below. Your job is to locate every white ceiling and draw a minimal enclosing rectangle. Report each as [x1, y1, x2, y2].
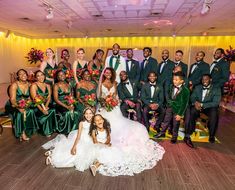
[0, 0, 235, 38]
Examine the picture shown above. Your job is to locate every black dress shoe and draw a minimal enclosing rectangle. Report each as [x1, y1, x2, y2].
[154, 133, 165, 139]
[154, 127, 161, 133]
[185, 137, 194, 148]
[168, 130, 173, 135]
[171, 137, 177, 144]
[209, 136, 215, 143]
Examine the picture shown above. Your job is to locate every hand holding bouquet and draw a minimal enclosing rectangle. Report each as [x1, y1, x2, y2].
[99, 94, 118, 112]
[84, 93, 96, 107]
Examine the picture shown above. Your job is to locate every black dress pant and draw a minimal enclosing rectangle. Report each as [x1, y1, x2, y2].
[185, 106, 219, 138]
[143, 105, 165, 130]
[161, 107, 180, 138]
[120, 101, 142, 123]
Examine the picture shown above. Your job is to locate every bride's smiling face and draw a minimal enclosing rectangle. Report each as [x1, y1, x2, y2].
[104, 69, 112, 79]
[94, 115, 104, 129]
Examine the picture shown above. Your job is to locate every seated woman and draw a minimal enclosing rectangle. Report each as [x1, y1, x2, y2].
[88, 49, 104, 83]
[75, 69, 97, 115]
[6, 69, 38, 140]
[30, 70, 58, 137]
[40, 48, 58, 85]
[53, 70, 79, 135]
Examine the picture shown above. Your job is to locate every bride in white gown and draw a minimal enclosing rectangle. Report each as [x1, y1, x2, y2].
[42, 67, 165, 176]
[95, 67, 165, 176]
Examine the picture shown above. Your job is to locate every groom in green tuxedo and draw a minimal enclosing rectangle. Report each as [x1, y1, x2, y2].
[117, 71, 142, 122]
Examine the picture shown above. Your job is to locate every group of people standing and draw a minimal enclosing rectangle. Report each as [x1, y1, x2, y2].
[3, 43, 229, 176]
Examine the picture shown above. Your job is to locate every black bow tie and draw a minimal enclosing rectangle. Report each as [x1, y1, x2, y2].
[212, 61, 218, 64]
[175, 62, 180, 66]
[112, 55, 118, 58]
[203, 86, 210, 90]
[150, 83, 156, 87]
[124, 82, 130, 85]
[174, 86, 180, 90]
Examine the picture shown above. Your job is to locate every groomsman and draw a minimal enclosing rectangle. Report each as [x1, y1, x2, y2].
[140, 47, 158, 85]
[157, 49, 175, 86]
[184, 74, 221, 146]
[141, 72, 165, 132]
[105, 43, 126, 83]
[210, 48, 230, 88]
[117, 71, 142, 122]
[155, 72, 190, 143]
[174, 50, 188, 78]
[188, 51, 210, 90]
[125, 48, 140, 81]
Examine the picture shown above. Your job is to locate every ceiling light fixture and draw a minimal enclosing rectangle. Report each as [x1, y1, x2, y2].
[46, 7, 54, 20]
[201, 0, 213, 15]
[67, 21, 72, 29]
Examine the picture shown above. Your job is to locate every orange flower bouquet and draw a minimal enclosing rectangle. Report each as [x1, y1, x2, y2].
[99, 94, 118, 112]
[84, 93, 96, 107]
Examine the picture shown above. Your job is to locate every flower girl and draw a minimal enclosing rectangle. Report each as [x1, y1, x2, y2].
[43, 107, 98, 171]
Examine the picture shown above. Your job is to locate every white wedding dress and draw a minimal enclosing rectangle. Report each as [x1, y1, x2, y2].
[42, 85, 165, 176]
[95, 85, 165, 176]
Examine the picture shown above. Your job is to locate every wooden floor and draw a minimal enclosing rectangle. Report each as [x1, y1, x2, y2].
[0, 110, 235, 190]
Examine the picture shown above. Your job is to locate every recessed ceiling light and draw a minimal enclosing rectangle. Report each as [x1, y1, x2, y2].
[151, 12, 161, 16]
[208, 26, 216, 30]
[53, 30, 60, 33]
[93, 14, 103, 18]
[19, 17, 32, 22]
[146, 28, 154, 31]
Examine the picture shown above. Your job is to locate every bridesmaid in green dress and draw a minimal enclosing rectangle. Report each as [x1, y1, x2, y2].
[30, 70, 58, 137]
[7, 69, 38, 140]
[40, 48, 58, 85]
[58, 49, 73, 84]
[53, 70, 79, 134]
[72, 48, 88, 86]
[75, 69, 97, 114]
[88, 49, 104, 84]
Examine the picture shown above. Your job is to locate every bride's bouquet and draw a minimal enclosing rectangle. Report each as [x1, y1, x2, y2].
[99, 94, 118, 112]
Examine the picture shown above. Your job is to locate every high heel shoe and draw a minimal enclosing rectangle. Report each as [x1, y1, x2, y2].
[90, 164, 97, 176]
[44, 150, 52, 157]
[19, 136, 30, 142]
[45, 156, 52, 165]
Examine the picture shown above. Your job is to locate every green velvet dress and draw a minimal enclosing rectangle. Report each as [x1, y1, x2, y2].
[44, 63, 58, 85]
[6, 86, 38, 138]
[75, 87, 97, 114]
[55, 86, 79, 134]
[34, 86, 58, 136]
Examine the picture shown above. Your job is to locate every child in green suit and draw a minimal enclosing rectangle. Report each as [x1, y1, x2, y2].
[155, 71, 190, 143]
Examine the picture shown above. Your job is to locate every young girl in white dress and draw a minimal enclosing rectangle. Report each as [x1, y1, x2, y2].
[88, 114, 111, 176]
[43, 107, 97, 171]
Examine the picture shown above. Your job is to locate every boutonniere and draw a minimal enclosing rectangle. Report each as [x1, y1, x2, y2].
[214, 67, 219, 72]
[155, 86, 159, 92]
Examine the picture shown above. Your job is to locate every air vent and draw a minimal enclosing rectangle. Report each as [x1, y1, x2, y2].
[53, 30, 60, 33]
